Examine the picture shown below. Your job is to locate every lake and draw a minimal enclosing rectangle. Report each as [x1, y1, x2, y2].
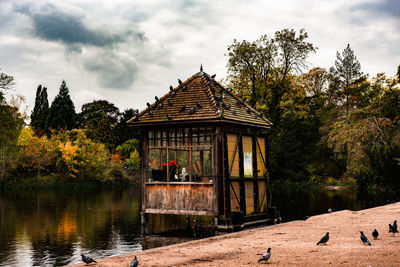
[0, 184, 397, 266]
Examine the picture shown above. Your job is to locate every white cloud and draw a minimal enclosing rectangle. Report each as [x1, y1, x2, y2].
[0, 0, 399, 115]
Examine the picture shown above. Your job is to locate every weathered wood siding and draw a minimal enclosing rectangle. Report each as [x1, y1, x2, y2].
[144, 183, 216, 215]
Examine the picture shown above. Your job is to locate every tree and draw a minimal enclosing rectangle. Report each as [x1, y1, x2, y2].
[30, 85, 49, 134]
[0, 71, 24, 181]
[78, 100, 120, 149]
[46, 80, 77, 132]
[226, 29, 316, 124]
[329, 44, 363, 114]
[114, 108, 141, 146]
[397, 65, 400, 81]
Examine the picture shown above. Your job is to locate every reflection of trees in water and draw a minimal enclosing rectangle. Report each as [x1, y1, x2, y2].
[271, 184, 393, 222]
[0, 186, 141, 266]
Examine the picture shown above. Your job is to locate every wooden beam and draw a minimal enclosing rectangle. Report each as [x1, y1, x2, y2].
[222, 131, 232, 220]
[252, 135, 260, 213]
[238, 134, 246, 214]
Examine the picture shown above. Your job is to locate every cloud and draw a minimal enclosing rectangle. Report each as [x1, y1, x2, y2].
[14, 3, 145, 48]
[83, 49, 139, 89]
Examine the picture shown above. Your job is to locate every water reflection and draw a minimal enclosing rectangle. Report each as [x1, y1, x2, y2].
[0, 185, 398, 266]
[0, 187, 142, 266]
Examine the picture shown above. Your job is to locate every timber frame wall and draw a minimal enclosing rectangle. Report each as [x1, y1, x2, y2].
[141, 122, 271, 225]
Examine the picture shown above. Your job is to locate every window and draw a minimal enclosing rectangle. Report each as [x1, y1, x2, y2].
[227, 134, 239, 177]
[242, 135, 253, 178]
[256, 137, 266, 177]
[148, 127, 213, 183]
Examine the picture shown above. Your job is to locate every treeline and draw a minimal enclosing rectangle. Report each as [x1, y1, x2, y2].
[225, 29, 400, 189]
[0, 75, 141, 185]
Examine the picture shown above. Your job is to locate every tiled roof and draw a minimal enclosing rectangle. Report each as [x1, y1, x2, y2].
[128, 70, 272, 128]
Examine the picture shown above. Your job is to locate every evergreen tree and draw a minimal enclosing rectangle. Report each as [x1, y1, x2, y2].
[30, 85, 49, 134]
[46, 80, 77, 132]
[114, 108, 140, 146]
[397, 65, 400, 81]
[329, 44, 363, 114]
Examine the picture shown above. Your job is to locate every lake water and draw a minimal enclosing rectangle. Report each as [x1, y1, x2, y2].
[0, 185, 397, 266]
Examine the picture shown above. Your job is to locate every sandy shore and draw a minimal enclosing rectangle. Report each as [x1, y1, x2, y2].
[69, 202, 400, 266]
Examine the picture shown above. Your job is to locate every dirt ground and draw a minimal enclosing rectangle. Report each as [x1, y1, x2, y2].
[69, 202, 400, 266]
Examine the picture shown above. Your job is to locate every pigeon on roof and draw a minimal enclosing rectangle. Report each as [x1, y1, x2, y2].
[196, 102, 203, 109]
[81, 254, 96, 265]
[148, 110, 153, 117]
[258, 247, 271, 263]
[360, 231, 371, 245]
[130, 255, 139, 267]
[155, 96, 159, 102]
[317, 232, 329, 245]
[178, 79, 182, 85]
[166, 114, 172, 120]
[169, 85, 173, 91]
[182, 85, 188, 91]
[179, 105, 186, 112]
[188, 107, 196, 114]
[372, 229, 379, 240]
[211, 74, 216, 79]
[232, 109, 237, 115]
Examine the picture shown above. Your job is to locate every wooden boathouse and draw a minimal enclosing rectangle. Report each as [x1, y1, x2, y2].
[128, 66, 276, 230]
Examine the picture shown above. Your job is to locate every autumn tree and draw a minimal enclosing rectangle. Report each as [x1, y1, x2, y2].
[30, 85, 49, 134]
[0, 70, 24, 182]
[329, 44, 363, 115]
[46, 80, 77, 132]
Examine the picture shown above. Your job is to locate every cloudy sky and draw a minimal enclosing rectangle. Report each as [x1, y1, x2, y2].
[1, 0, 399, 114]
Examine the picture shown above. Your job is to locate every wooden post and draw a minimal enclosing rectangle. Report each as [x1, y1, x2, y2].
[142, 128, 149, 215]
[222, 131, 232, 222]
[238, 133, 246, 215]
[252, 135, 259, 213]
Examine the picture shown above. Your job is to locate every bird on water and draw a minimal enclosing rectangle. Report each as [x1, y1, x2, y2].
[317, 232, 329, 245]
[360, 231, 371, 245]
[130, 255, 139, 267]
[81, 254, 97, 265]
[372, 229, 379, 240]
[258, 247, 271, 263]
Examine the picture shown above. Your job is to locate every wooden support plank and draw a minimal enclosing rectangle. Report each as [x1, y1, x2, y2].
[222, 131, 232, 220]
[252, 135, 260, 213]
[142, 129, 149, 212]
[238, 134, 246, 214]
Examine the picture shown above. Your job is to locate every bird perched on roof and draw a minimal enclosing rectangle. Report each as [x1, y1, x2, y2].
[360, 231, 371, 245]
[316, 232, 329, 245]
[158, 102, 163, 109]
[258, 247, 271, 263]
[182, 85, 188, 91]
[389, 223, 398, 236]
[226, 104, 231, 110]
[196, 102, 203, 109]
[146, 102, 152, 109]
[130, 255, 139, 267]
[178, 79, 182, 85]
[81, 254, 96, 265]
[171, 91, 176, 97]
[232, 109, 237, 115]
[166, 114, 172, 120]
[155, 96, 159, 102]
[372, 229, 379, 240]
[170, 85, 173, 91]
[188, 107, 195, 114]
[179, 105, 186, 112]
[210, 87, 215, 94]
[148, 110, 153, 117]
[211, 74, 216, 79]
